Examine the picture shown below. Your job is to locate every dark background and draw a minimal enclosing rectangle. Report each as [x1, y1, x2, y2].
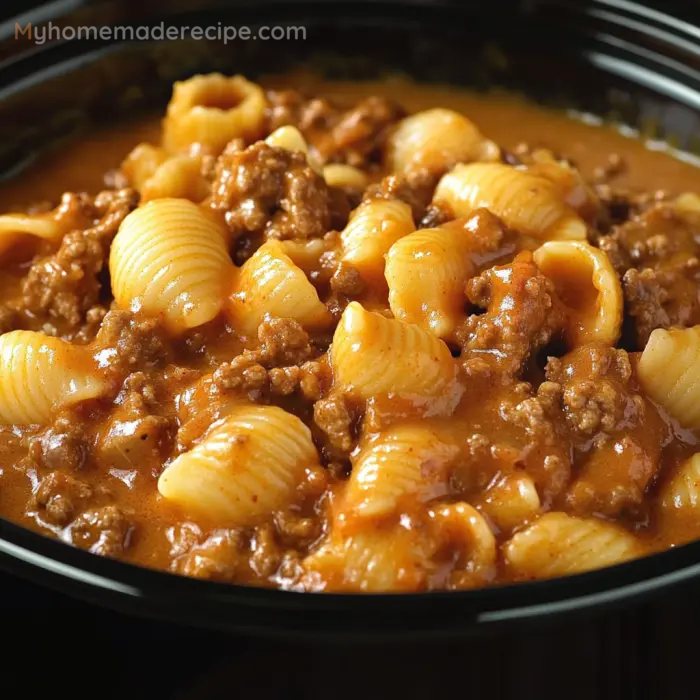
[2, 1, 700, 697]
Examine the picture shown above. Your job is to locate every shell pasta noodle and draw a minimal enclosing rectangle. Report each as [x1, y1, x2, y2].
[434, 162, 588, 240]
[342, 424, 460, 521]
[0, 331, 107, 425]
[340, 198, 415, 284]
[109, 197, 232, 334]
[4, 71, 700, 593]
[158, 404, 319, 526]
[163, 74, 267, 154]
[533, 240, 623, 346]
[638, 326, 700, 429]
[385, 225, 476, 339]
[386, 108, 500, 173]
[330, 301, 460, 404]
[661, 454, 700, 514]
[226, 239, 331, 337]
[121, 145, 211, 203]
[503, 513, 641, 580]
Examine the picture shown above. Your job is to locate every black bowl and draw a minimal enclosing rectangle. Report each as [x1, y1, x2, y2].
[1, 0, 700, 639]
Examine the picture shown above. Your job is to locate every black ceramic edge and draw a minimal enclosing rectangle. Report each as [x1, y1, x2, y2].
[1, 0, 700, 637]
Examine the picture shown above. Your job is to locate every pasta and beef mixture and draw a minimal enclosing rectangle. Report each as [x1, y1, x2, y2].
[0, 72, 699, 592]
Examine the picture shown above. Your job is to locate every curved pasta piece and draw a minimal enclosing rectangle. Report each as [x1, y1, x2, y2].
[638, 326, 700, 430]
[158, 404, 319, 526]
[434, 163, 587, 241]
[478, 473, 541, 533]
[323, 164, 368, 191]
[430, 502, 497, 580]
[0, 330, 108, 425]
[121, 143, 169, 189]
[533, 241, 623, 346]
[385, 226, 476, 339]
[330, 302, 459, 402]
[521, 149, 600, 221]
[503, 512, 641, 580]
[661, 454, 700, 512]
[302, 525, 433, 592]
[264, 125, 322, 173]
[122, 143, 210, 202]
[342, 425, 459, 520]
[386, 108, 499, 173]
[163, 74, 266, 154]
[110, 198, 231, 334]
[227, 239, 331, 338]
[340, 199, 415, 284]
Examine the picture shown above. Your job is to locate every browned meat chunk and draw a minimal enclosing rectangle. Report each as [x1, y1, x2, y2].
[458, 251, 566, 377]
[19, 188, 138, 339]
[33, 472, 93, 526]
[69, 505, 133, 557]
[210, 142, 333, 240]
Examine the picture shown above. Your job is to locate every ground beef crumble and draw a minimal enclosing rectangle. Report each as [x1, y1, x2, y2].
[210, 141, 340, 242]
[457, 251, 566, 377]
[32, 471, 93, 526]
[599, 203, 700, 347]
[18, 188, 138, 339]
[69, 505, 134, 557]
[265, 89, 405, 168]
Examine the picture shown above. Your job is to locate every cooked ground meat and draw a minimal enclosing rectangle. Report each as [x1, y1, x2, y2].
[210, 142, 334, 241]
[265, 90, 404, 168]
[97, 389, 173, 475]
[94, 309, 171, 376]
[545, 345, 667, 518]
[69, 505, 133, 557]
[33, 471, 93, 526]
[211, 352, 269, 401]
[34, 413, 91, 472]
[258, 317, 313, 365]
[458, 251, 566, 377]
[313, 392, 357, 457]
[250, 523, 282, 578]
[18, 188, 138, 339]
[363, 171, 437, 224]
[174, 528, 247, 581]
[313, 97, 405, 167]
[600, 203, 700, 347]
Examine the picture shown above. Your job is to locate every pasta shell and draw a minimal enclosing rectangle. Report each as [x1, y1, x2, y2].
[140, 155, 210, 203]
[322, 164, 368, 191]
[340, 199, 415, 284]
[158, 404, 319, 526]
[661, 454, 700, 512]
[302, 524, 433, 592]
[109, 198, 231, 334]
[478, 473, 541, 533]
[434, 163, 587, 240]
[330, 302, 459, 401]
[343, 425, 459, 520]
[0, 330, 108, 425]
[265, 125, 309, 153]
[385, 226, 476, 339]
[638, 326, 700, 430]
[387, 108, 499, 173]
[503, 512, 640, 580]
[429, 502, 497, 576]
[121, 143, 169, 190]
[227, 239, 331, 338]
[534, 241, 623, 346]
[163, 74, 266, 154]
[0, 211, 69, 259]
[265, 126, 323, 173]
